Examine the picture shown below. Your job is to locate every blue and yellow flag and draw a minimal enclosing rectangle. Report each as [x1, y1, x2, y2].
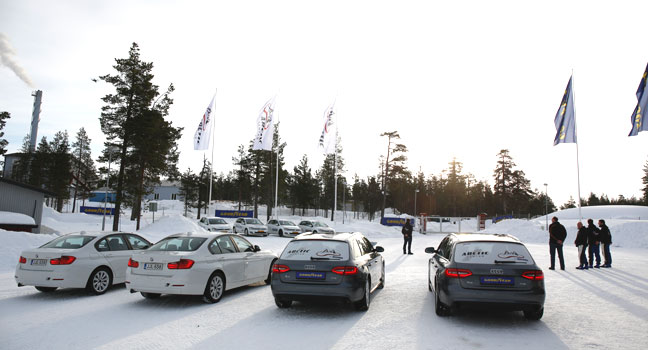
[629, 63, 648, 137]
[554, 76, 577, 145]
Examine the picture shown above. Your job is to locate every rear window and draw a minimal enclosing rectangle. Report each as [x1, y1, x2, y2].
[149, 237, 207, 251]
[40, 235, 95, 249]
[454, 242, 534, 265]
[280, 240, 350, 261]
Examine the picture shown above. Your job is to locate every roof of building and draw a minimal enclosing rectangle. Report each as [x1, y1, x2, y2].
[0, 177, 57, 196]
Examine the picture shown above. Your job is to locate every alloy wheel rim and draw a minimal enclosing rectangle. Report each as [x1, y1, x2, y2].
[210, 276, 223, 299]
[93, 271, 109, 292]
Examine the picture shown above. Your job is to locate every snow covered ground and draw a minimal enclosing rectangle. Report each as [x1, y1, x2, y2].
[0, 204, 647, 349]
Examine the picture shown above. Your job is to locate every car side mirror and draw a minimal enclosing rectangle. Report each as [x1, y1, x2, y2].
[254, 245, 261, 252]
[424, 247, 436, 254]
[374, 246, 384, 252]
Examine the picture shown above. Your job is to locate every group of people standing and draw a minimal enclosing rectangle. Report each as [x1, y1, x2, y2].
[548, 216, 613, 270]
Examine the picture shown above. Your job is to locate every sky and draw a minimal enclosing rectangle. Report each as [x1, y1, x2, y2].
[1, 0, 647, 208]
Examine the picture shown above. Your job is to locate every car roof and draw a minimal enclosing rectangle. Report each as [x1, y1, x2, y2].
[63, 231, 135, 238]
[163, 231, 228, 239]
[448, 233, 522, 243]
[291, 231, 359, 242]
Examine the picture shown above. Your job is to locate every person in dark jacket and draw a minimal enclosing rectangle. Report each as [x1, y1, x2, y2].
[574, 222, 589, 270]
[548, 216, 567, 270]
[402, 219, 413, 255]
[586, 218, 602, 268]
[598, 219, 612, 268]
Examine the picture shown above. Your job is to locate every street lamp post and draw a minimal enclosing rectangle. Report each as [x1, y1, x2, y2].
[544, 183, 548, 231]
[414, 189, 419, 229]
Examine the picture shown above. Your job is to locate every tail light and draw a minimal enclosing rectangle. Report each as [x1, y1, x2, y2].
[50, 256, 76, 265]
[332, 266, 358, 275]
[128, 258, 139, 268]
[445, 268, 472, 278]
[167, 259, 194, 269]
[19, 256, 27, 264]
[272, 264, 290, 273]
[522, 270, 544, 281]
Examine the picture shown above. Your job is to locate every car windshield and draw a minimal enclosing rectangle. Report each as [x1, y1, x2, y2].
[280, 240, 349, 261]
[245, 218, 263, 225]
[40, 235, 96, 249]
[312, 222, 328, 227]
[149, 237, 207, 251]
[453, 241, 534, 265]
[209, 219, 227, 225]
[280, 221, 296, 226]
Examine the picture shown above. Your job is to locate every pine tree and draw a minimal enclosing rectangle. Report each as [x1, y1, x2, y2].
[0, 112, 10, 169]
[232, 144, 251, 210]
[179, 168, 200, 217]
[318, 135, 345, 220]
[71, 128, 96, 212]
[379, 131, 408, 218]
[493, 149, 515, 214]
[642, 158, 648, 205]
[49, 131, 72, 212]
[98, 43, 177, 231]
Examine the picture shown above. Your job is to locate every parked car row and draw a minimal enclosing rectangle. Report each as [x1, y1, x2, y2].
[197, 216, 336, 237]
[15, 230, 545, 319]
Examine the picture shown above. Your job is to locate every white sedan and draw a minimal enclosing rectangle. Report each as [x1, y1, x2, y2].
[15, 231, 152, 295]
[233, 217, 268, 236]
[198, 217, 232, 233]
[126, 232, 278, 303]
[267, 219, 302, 237]
[298, 220, 336, 234]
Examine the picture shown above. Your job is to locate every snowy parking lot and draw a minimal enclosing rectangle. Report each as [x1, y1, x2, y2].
[1, 233, 647, 350]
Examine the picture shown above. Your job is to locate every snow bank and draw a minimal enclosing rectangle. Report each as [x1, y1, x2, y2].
[0, 229, 58, 271]
[0, 211, 35, 225]
[543, 205, 648, 220]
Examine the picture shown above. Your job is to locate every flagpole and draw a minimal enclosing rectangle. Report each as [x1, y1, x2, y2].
[208, 89, 217, 213]
[333, 131, 338, 222]
[572, 71, 583, 221]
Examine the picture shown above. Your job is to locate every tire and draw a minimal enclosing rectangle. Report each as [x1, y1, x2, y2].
[278, 230, 284, 237]
[378, 264, 385, 289]
[265, 259, 277, 285]
[523, 306, 544, 320]
[275, 297, 292, 308]
[35, 286, 57, 293]
[233, 227, 237, 234]
[203, 272, 225, 304]
[141, 292, 161, 299]
[244, 228, 249, 236]
[354, 278, 371, 311]
[435, 282, 450, 316]
[313, 230, 318, 234]
[428, 275, 433, 292]
[86, 267, 112, 295]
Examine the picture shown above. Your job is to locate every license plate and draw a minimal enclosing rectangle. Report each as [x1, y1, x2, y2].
[480, 276, 514, 285]
[296, 271, 326, 280]
[144, 263, 163, 270]
[30, 259, 47, 266]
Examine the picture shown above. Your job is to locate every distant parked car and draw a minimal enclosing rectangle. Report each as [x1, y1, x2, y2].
[15, 231, 152, 295]
[271, 232, 384, 311]
[233, 218, 268, 236]
[425, 233, 545, 320]
[298, 220, 335, 234]
[126, 232, 277, 303]
[267, 219, 302, 237]
[198, 217, 232, 233]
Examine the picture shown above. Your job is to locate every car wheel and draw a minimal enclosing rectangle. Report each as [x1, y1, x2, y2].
[244, 228, 249, 236]
[354, 278, 371, 311]
[275, 297, 292, 308]
[233, 227, 237, 234]
[434, 282, 450, 316]
[265, 259, 277, 285]
[428, 275, 433, 292]
[203, 271, 225, 304]
[378, 264, 385, 289]
[141, 292, 161, 299]
[35, 286, 57, 293]
[86, 267, 112, 295]
[278, 230, 283, 237]
[313, 230, 318, 234]
[523, 306, 544, 320]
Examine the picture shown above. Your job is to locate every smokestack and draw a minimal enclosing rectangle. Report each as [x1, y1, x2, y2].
[29, 90, 42, 153]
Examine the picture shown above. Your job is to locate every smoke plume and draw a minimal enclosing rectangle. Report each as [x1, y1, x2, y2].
[0, 32, 35, 88]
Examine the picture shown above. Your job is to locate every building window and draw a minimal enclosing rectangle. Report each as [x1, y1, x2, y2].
[154, 193, 160, 200]
[171, 193, 177, 200]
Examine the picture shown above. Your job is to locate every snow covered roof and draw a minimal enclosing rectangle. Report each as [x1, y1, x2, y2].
[0, 211, 36, 225]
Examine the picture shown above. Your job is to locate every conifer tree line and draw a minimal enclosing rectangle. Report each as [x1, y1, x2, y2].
[2, 42, 648, 227]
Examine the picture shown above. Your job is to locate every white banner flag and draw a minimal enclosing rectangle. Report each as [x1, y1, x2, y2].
[252, 97, 276, 150]
[193, 95, 215, 150]
[318, 102, 336, 154]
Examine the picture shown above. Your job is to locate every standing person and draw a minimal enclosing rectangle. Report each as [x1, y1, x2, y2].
[598, 219, 612, 268]
[402, 219, 413, 255]
[574, 222, 589, 270]
[586, 218, 601, 268]
[548, 216, 567, 270]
